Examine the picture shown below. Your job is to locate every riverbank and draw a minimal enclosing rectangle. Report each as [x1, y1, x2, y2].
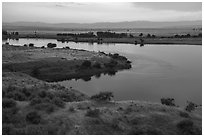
[2, 44, 131, 82]
[2, 72, 202, 135]
[3, 33, 202, 45]
[2, 44, 202, 135]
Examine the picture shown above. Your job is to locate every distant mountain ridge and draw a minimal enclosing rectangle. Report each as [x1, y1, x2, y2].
[3, 20, 202, 30]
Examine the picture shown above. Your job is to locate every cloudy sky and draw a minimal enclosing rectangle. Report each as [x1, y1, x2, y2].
[2, 2, 202, 23]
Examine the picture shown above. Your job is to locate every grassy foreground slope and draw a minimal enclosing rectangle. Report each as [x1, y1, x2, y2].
[2, 44, 202, 135]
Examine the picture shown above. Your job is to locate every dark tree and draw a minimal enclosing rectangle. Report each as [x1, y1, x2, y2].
[2, 30, 7, 35]
[47, 43, 57, 48]
[147, 33, 151, 38]
[15, 32, 19, 35]
[139, 33, 143, 37]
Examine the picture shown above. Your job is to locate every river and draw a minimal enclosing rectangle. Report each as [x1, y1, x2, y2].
[3, 38, 202, 106]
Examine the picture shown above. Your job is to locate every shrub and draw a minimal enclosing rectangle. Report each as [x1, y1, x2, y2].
[46, 92, 55, 99]
[44, 104, 55, 113]
[2, 107, 23, 125]
[47, 43, 57, 48]
[91, 91, 114, 101]
[21, 87, 31, 97]
[52, 97, 65, 108]
[185, 101, 197, 112]
[65, 46, 70, 49]
[49, 43, 56, 48]
[107, 69, 116, 76]
[130, 117, 139, 125]
[93, 62, 101, 69]
[85, 108, 100, 117]
[3, 98, 16, 108]
[126, 60, 131, 64]
[7, 84, 17, 92]
[25, 125, 48, 135]
[38, 90, 47, 98]
[13, 92, 26, 101]
[177, 119, 195, 134]
[125, 107, 133, 114]
[13, 128, 26, 135]
[26, 111, 41, 124]
[104, 59, 118, 68]
[30, 97, 42, 106]
[179, 111, 190, 118]
[29, 43, 34, 47]
[81, 60, 91, 68]
[2, 124, 15, 135]
[2, 30, 8, 35]
[160, 98, 176, 106]
[128, 126, 163, 135]
[69, 106, 75, 112]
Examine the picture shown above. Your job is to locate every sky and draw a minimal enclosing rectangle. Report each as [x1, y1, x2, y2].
[2, 2, 202, 23]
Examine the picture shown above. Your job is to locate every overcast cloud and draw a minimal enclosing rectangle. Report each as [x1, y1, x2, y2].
[2, 2, 202, 23]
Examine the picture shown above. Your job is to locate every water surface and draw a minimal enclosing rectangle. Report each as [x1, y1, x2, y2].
[3, 38, 202, 106]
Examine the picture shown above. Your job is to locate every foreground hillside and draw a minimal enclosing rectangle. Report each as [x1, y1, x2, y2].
[2, 44, 202, 135]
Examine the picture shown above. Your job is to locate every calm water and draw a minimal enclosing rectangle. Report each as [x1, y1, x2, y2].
[3, 38, 202, 106]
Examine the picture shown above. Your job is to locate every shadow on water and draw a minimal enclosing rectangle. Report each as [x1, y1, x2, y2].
[75, 70, 117, 82]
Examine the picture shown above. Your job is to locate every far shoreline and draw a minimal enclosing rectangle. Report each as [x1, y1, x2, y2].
[3, 33, 202, 46]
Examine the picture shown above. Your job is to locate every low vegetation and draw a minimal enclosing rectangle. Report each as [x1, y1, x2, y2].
[160, 98, 176, 106]
[91, 91, 114, 101]
[85, 108, 100, 117]
[176, 119, 201, 135]
[185, 101, 198, 112]
[47, 43, 57, 48]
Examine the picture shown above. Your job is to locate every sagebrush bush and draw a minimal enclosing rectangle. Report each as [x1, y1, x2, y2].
[160, 98, 176, 106]
[52, 97, 65, 108]
[176, 119, 197, 134]
[2, 124, 15, 135]
[30, 97, 42, 106]
[104, 59, 118, 68]
[21, 87, 31, 97]
[81, 60, 91, 68]
[13, 92, 26, 101]
[38, 90, 47, 98]
[2, 108, 22, 124]
[185, 101, 197, 112]
[25, 125, 48, 135]
[128, 126, 163, 135]
[93, 62, 101, 69]
[91, 91, 114, 101]
[26, 111, 41, 124]
[179, 111, 189, 118]
[3, 98, 16, 108]
[69, 106, 75, 112]
[85, 108, 100, 117]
